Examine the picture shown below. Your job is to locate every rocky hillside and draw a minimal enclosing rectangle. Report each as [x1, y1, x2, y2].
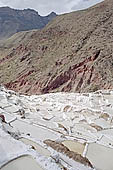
[0, 7, 57, 39]
[0, 0, 113, 94]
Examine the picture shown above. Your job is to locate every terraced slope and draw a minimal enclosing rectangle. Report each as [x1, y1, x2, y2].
[0, 0, 113, 94]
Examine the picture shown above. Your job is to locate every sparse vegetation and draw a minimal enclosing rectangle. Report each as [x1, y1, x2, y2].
[0, 0, 113, 94]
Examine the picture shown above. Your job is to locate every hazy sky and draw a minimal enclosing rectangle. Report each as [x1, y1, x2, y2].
[0, 0, 104, 15]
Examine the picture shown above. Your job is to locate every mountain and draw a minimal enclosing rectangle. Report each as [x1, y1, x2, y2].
[0, 0, 113, 94]
[0, 7, 57, 39]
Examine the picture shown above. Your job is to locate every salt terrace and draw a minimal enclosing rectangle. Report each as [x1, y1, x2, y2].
[0, 85, 113, 170]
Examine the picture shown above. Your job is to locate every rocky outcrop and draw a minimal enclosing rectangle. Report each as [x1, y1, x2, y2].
[41, 50, 101, 93]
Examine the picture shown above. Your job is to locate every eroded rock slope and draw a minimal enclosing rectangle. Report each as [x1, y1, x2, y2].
[0, 0, 113, 94]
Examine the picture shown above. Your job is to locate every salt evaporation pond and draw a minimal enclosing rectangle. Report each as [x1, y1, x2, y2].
[86, 143, 113, 170]
[62, 140, 85, 155]
[1, 156, 43, 170]
[20, 138, 50, 157]
[1, 86, 113, 170]
[11, 120, 59, 141]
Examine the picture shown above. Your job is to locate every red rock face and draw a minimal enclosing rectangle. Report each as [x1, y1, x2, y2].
[4, 50, 112, 94]
[41, 50, 102, 93]
[5, 70, 35, 94]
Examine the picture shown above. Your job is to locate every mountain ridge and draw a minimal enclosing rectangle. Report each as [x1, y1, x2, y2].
[0, 6, 57, 39]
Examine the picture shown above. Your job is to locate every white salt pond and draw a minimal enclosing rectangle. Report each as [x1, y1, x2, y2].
[11, 120, 59, 141]
[20, 138, 50, 157]
[1, 155, 43, 170]
[86, 143, 113, 170]
[62, 140, 85, 155]
[1, 87, 113, 170]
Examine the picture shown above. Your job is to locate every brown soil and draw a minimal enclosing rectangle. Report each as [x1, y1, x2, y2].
[90, 123, 103, 131]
